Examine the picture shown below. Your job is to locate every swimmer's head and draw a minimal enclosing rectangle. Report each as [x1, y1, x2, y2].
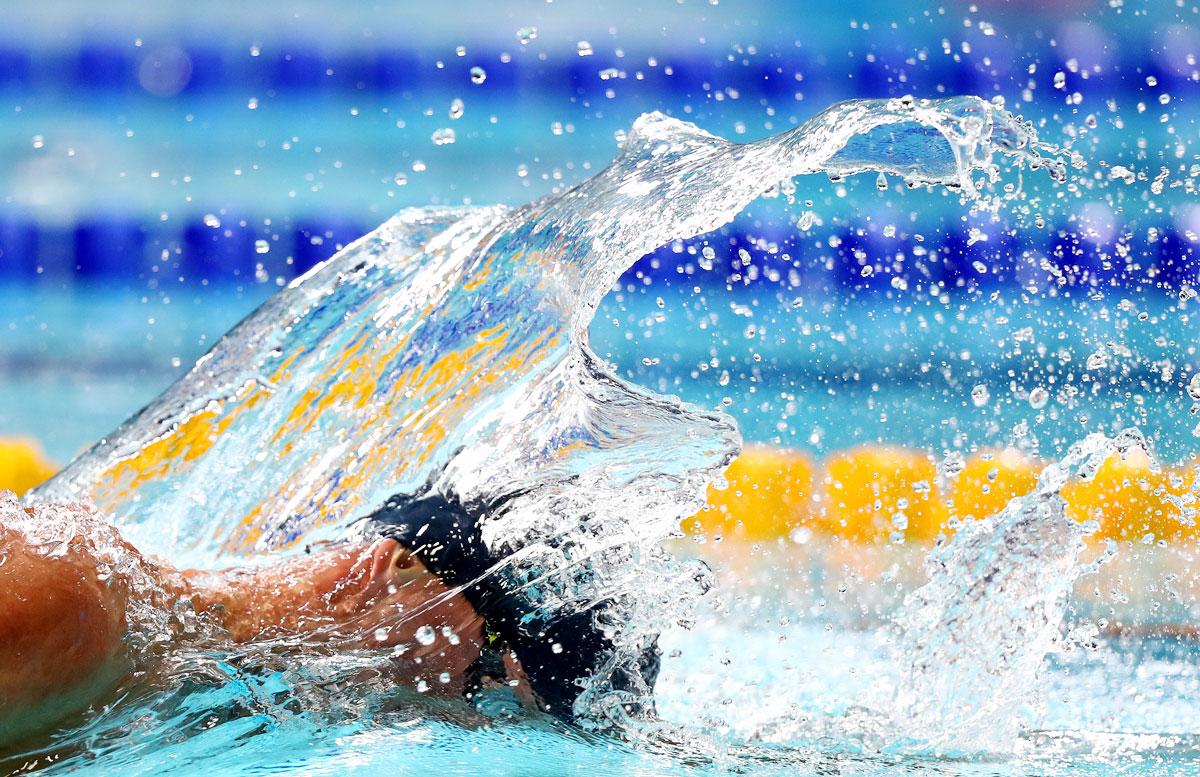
[300, 538, 488, 682]
[363, 491, 661, 722]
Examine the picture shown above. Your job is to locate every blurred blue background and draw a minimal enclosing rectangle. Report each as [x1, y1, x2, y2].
[2, 0, 1198, 465]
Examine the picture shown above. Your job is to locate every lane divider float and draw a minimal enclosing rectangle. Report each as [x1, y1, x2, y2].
[689, 444, 1198, 544]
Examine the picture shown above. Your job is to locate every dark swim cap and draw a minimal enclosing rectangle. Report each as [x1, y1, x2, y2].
[364, 491, 659, 721]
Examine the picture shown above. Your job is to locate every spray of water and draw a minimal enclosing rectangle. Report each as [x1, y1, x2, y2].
[35, 96, 1062, 724]
[889, 430, 1144, 755]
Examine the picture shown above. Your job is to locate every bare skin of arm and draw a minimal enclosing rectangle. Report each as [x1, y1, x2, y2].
[0, 526, 132, 744]
[0, 520, 484, 747]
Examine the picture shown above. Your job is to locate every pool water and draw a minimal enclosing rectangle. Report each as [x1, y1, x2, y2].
[11, 565, 1200, 776]
[1, 24, 1199, 768]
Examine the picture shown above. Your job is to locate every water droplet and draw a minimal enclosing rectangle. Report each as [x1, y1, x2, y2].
[942, 451, 966, 478]
[31, 134, 44, 150]
[971, 384, 989, 407]
[415, 625, 436, 645]
[1053, 71, 1067, 90]
[374, 627, 390, 642]
[416, 679, 429, 693]
[203, 214, 221, 228]
[1029, 386, 1049, 409]
[449, 98, 464, 120]
[551, 642, 563, 654]
[576, 40, 594, 57]
[438, 671, 452, 683]
[247, 97, 259, 110]
[789, 527, 812, 545]
[431, 127, 456, 145]
[255, 239, 270, 255]
[516, 26, 538, 45]
[699, 245, 715, 271]
[393, 172, 408, 186]
[875, 172, 888, 190]
[1108, 165, 1136, 184]
[469, 66, 487, 85]
[599, 67, 620, 80]
[1086, 349, 1109, 371]
[1188, 374, 1200, 400]
[516, 164, 528, 178]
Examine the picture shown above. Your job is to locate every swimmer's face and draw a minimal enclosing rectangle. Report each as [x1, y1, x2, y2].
[335, 539, 486, 679]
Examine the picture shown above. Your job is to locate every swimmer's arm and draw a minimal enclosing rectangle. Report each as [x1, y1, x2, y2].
[0, 538, 400, 745]
[178, 541, 406, 643]
[0, 529, 486, 749]
[181, 541, 488, 691]
[0, 533, 131, 748]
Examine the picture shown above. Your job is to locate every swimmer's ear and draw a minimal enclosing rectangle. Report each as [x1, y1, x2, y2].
[368, 538, 416, 582]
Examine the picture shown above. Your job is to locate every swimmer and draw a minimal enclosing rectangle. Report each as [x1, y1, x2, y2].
[0, 490, 658, 746]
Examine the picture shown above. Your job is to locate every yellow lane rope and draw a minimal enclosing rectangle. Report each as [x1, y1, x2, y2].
[0, 439, 57, 497]
[3, 437, 1195, 544]
[688, 444, 1198, 544]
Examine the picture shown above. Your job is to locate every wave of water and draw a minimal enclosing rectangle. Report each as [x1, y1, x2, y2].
[33, 95, 1066, 737]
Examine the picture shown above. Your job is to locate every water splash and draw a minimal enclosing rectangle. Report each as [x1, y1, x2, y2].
[890, 429, 1145, 755]
[35, 95, 1060, 721]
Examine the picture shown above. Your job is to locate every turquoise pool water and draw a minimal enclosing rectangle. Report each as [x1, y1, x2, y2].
[3, 1, 1200, 770]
